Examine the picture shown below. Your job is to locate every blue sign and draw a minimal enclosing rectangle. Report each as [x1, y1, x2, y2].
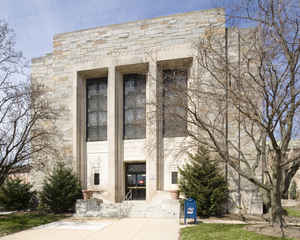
[184, 198, 197, 224]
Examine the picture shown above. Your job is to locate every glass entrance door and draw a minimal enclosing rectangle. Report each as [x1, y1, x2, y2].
[125, 163, 146, 200]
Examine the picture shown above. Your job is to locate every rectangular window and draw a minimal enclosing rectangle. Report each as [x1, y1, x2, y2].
[94, 173, 100, 185]
[86, 77, 107, 141]
[123, 74, 146, 139]
[171, 171, 178, 184]
[163, 69, 187, 137]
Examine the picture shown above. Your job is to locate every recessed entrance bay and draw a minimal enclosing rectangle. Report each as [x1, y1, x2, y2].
[125, 163, 146, 200]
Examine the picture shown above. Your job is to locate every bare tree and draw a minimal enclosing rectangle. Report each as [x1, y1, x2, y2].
[156, 0, 300, 226]
[224, 0, 300, 225]
[0, 20, 60, 186]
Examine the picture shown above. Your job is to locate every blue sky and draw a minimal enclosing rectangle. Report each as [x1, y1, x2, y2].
[1, 0, 217, 61]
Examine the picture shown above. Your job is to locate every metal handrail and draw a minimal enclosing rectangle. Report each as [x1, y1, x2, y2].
[127, 186, 146, 190]
[125, 189, 133, 201]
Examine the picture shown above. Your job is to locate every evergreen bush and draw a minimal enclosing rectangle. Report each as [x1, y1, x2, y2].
[0, 178, 37, 211]
[40, 162, 83, 213]
[179, 147, 229, 217]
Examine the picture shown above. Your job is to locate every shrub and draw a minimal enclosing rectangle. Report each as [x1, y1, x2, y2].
[40, 162, 83, 213]
[179, 147, 229, 217]
[0, 178, 37, 211]
[290, 180, 297, 200]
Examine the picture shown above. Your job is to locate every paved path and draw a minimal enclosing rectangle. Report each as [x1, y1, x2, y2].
[0, 218, 179, 240]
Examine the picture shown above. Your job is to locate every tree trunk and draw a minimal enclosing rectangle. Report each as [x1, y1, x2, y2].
[282, 179, 289, 199]
[271, 185, 284, 224]
[263, 189, 271, 214]
[281, 168, 289, 199]
[271, 157, 285, 226]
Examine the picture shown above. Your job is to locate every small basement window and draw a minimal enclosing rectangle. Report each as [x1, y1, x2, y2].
[171, 171, 178, 184]
[94, 173, 100, 185]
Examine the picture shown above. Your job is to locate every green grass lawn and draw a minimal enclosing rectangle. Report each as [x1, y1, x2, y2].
[180, 224, 294, 240]
[0, 212, 68, 237]
[285, 207, 300, 218]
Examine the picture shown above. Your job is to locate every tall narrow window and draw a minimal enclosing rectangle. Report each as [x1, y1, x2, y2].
[163, 69, 187, 137]
[86, 77, 107, 141]
[171, 171, 178, 184]
[94, 173, 100, 185]
[123, 74, 146, 139]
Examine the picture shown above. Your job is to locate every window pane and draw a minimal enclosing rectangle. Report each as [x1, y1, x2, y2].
[136, 77, 146, 92]
[124, 124, 136, 139]
[136, 94, 145, 107]
[136, 108, 145, 121]
[135, 125, 146, 139]
[88, 96, 98, 111]
[164, 93, 177, 105]
[163, 121, 176, 137]
[124, 79, 135, 95]
[127, 174, 136, 186]
[124, 95, 135, 109]
[87, 83, 98, 97]
[163, 69, 187, 138]
[99, 82, 107, 96]
[123, 74, 146, 139]
[87, 126, 99, 141]
[98, 96, 107, 111]
[86, 77, 107, 141]
[127, 164, 146, 173]
[137, 174, 146, 186]
[176, 106, 186, 119]
[164, 117, 187, 137]
[98, 126, 107, 141]
[98, 111, 107, 125]
[124, 109, 135, 124]
[88, 112, 97, 127]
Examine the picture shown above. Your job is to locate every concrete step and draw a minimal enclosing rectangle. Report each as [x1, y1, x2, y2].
[75, 198, 180, 218]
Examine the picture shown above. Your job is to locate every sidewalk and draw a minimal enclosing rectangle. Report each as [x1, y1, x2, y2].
[0, 218, 179, 240]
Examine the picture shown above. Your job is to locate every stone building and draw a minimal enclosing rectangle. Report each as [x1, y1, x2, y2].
[31, 8, 263, 216]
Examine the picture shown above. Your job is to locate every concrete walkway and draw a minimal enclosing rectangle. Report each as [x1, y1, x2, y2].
[0, 218, 179, 240]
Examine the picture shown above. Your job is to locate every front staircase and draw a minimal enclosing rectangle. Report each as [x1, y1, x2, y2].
[75, 191, 180, 218]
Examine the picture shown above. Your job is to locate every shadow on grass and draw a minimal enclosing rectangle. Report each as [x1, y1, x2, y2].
[180, 223, 295, 240]
[0, 212, 68, 237]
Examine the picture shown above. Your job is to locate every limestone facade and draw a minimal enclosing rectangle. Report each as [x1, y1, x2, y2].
[31, 8, 263, 214]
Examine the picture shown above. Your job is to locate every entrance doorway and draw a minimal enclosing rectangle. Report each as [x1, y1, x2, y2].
[125, 163, 146, 200]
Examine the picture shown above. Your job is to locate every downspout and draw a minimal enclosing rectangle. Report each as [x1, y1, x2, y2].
[238, 30, 242, 211]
